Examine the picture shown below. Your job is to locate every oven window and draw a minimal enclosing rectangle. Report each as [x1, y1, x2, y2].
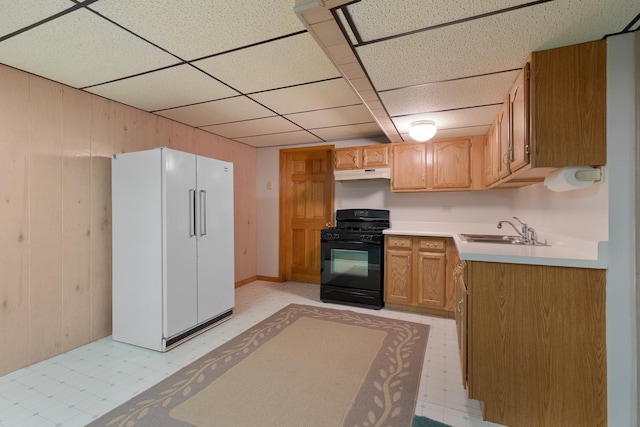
[331, 249, 368, 277]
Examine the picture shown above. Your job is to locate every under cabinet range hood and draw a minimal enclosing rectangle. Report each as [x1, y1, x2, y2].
[334, 168, 391, 181]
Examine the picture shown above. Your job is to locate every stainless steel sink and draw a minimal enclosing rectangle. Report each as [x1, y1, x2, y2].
[460, 233, 548, 246]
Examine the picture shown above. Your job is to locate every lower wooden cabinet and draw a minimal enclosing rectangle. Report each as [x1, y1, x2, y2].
[453, 259, 467, 388]
[384, 235, 455, 315]
[463, 261, 607, 427]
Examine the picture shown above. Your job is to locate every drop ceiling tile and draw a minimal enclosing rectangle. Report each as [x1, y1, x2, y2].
[251, 79, 361, 114]
[192, 33, 340, 93]
[346, 0, 533, 41]
[392, 104, 501, 135]
[285, 105, 375, 129]
[85, 64, 239, 111]
[201, 116, 301, 139]
[0, 8, 178, 88]
[0, 0, 72, 38]
[380, 70, 520, 116]
[234, 131, 322, 147]
[90, 0, 305, 60]
[312, 123, 384, 141]
[357, 0, 639, 90]
[156, 96, 274, 127]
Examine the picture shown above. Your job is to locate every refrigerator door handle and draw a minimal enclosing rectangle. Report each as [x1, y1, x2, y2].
[200, 190, 207, 236]
[189, 189, 196, 237]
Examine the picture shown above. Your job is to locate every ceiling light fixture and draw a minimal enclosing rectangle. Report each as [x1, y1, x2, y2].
[409, 120, 437, 142]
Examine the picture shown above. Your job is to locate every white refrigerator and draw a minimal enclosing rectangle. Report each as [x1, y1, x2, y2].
[112, 147, 234, 351]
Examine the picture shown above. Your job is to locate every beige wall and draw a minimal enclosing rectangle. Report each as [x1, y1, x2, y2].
[0, 64, 257, 376]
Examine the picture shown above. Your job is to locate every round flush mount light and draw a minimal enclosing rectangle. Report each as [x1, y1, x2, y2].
[409, 120, 437, 142]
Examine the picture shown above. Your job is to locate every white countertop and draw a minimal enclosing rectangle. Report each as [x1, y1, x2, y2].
[384, 221, 608, 269]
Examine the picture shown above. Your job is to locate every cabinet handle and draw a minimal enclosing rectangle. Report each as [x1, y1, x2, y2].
[457, 298, 463, 314]
[199, 190, 207, 236]
[189, 189, 196, 237]
[502, 151, 510, 165]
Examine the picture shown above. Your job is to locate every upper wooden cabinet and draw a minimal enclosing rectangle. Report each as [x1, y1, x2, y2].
[391, 143, 428, 191]
[497, 96, 511, 180]
[486, 39, 606, 188]
[509, 65, 529, 173]
[334, 146, 362, 170]
[391, 137, 477, 192]
[531, 40, 606, 167]
[334, 144, 390, 170]
[432, 139, 472, 189]
[362, 145, 390, 168]
[483, 123, 499, 187]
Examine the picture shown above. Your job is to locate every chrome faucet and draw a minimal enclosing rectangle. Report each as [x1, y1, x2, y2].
[497, 216, 537, 244]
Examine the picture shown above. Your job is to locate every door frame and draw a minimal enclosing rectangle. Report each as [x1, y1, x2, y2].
[278, 145, 334, 282]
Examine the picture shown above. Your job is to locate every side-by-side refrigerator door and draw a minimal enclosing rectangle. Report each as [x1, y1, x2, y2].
[196, 156, 235, 323]
[163, 149, 199, 339]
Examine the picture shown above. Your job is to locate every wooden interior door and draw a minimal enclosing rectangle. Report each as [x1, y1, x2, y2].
[279, 146, 334, 283]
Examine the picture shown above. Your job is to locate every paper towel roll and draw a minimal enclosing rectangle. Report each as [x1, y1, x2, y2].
[543, 166, 602, 192]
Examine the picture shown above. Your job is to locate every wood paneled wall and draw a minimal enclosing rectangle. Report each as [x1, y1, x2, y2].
[0, 64, 257, 376]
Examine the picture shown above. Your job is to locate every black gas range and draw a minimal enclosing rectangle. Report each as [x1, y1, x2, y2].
[320, 209, 390, 309]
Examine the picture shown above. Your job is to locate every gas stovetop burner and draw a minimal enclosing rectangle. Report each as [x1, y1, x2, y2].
[321, 209, 390, 244]
[331, 208, 390, 231]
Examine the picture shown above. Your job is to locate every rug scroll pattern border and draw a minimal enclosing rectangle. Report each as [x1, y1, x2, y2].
[90, 304, 430, 427]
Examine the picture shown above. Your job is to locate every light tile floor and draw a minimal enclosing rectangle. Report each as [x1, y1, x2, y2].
[0, 281, 504, 427]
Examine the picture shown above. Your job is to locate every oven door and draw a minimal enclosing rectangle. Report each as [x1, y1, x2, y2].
[320, 239, 382, 291]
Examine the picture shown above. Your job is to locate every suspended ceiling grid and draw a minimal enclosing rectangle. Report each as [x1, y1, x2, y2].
[1, 0, 638, 148]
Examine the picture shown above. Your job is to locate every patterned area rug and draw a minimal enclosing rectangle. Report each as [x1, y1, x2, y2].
[89, 304, 430, 427]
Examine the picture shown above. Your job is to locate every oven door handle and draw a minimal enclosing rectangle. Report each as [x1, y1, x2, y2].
[322, 240, 379, 246]
[324, 289, 376, 300]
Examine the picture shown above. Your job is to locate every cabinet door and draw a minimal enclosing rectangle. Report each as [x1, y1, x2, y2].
[497, 97, 511, 179]
[509, 64, 529, 173]
[454, 261, 467, 388]
[432, 139, 471, 189]
[391, 143, 427, 191]
[415, 251, 446, 308]
[483, 124, 499, 187]
[532, 41, 606, 167]
[384, 247, 413, 304]
[467, 262, 606, 426]
[334, 147, 362, 170]
[164, 149, 198, 338]
[362, 145, 389, 168]
[196, 156, 235, 323]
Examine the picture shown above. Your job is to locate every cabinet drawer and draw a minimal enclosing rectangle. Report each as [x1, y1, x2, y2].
[417, 238, 445, 252]
[386, 236, 413, 249]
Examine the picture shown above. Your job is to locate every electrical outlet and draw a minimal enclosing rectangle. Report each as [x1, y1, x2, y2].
[266, 181, 272, 190]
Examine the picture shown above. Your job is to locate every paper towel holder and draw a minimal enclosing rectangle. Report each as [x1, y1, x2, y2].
[543, 166, 603, 192]
[572, 167, 603, 182]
